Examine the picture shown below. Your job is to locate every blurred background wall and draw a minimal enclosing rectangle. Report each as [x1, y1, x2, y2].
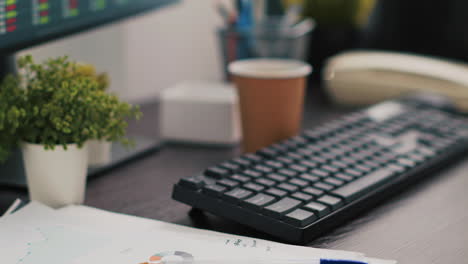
[19, 1, 228, 103]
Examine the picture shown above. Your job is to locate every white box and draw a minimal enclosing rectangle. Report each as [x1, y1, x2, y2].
[160, 81, 242, 145]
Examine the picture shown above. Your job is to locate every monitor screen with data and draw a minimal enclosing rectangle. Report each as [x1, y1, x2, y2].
[0, 0, 176, 53]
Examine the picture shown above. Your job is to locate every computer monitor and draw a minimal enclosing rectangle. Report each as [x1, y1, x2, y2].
[0, 0, 178, 75]
[0, 0, 179, 186]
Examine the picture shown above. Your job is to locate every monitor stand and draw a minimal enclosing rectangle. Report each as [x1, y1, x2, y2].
[0, 54, 163, 187]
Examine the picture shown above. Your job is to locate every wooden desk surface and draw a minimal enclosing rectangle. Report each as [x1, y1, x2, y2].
[1, 94, 467, 264]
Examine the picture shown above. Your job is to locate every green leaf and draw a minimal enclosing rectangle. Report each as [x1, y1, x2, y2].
[0, 55, 142, 162]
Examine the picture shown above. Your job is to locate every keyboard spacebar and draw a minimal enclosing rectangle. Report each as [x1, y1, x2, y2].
[331, 168, 394, 202]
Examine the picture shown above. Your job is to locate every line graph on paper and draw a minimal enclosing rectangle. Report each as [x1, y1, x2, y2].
[0, 224, 108, 264]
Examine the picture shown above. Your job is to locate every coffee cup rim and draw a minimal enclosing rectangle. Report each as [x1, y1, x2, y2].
[228, 58, 312, 79]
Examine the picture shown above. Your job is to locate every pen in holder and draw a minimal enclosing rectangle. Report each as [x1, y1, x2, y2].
[218, 18, 315, 80]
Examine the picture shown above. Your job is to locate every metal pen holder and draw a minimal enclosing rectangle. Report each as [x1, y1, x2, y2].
[218, 18, 315, 79]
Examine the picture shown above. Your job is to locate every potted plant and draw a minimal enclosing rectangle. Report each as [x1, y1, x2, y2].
[302, 0, 375, 86]
[73, 63, 114, 166]
[0, 55, 141, 208]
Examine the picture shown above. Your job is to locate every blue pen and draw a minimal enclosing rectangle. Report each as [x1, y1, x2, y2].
[235, 0, 254, 59]
[192, 257, 369, 264]
[321, 260, 368, 264]
[236, 0, 254, 30]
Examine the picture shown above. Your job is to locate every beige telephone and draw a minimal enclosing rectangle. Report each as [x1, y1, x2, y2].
[323, 51, 468, 111]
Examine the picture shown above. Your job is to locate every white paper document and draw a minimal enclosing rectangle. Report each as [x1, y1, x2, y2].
[0, 202, 397, 264]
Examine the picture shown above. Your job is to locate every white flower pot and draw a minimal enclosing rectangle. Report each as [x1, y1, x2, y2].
[87, 140, 112, 166]
[21, 142, 88, 208]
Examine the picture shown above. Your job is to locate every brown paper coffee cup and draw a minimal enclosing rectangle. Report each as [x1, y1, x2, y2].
[229, 59, 312, 153]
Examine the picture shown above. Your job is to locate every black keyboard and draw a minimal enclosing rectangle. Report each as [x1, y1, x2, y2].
[172, 95, 468, 244]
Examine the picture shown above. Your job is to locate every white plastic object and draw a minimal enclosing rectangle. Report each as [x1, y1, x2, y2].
[88, 140, 112, 166]
[160, 81, 242, 145]
[22, 142, 89, 208]
[323, 51, 468, 110]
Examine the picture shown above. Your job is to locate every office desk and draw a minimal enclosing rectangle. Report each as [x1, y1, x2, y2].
[1, 92, 467, 264]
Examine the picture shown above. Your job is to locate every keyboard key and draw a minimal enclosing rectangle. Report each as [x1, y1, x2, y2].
[407, 153, 426, 163]
[303, 201, 329, 217]
[243, 170, 262, 178]
[340, 157, 356, 165]
[266, 173, 287, 182]
[324, 177, 345, 186]
[278, 169, 298, 177]
[220, 162, 241, 172]
[299, 160, 318, 168]
[307, 146, 324, 153]
[317, 195, 343, 210]
[254, 165, 274, 174]
[271, 143, 290, 152]
[329, 147, 348, 155]
[334, 173, 354, 182]
[313, 182, 334, 191]
[289, 178, 309, 187]
[289, 164, 308, 173]
[350, 151, 369, 160]
[179, 176, 206, 189]
[265, 188, 287, 198]
[321, 152, 339, 160]
[202, 184, 226, 197]
[316, 141, 331, 149]
[223, 188, 253, 202]
[291, 192, 313, 202]
[231, 157, 251, 167]
[418, 147, 436, 158]
[283, 137, 306, 148]
[321, 165, 339, 173]
[371, 155, 393, 164]
[397, 158, 416, 167]
[217, 179, 239, 188]
[287, 152, 304, 160]
[275, 157, 295, 165]
[311, 169, 330, 178]
[299, 173, 320, 182]
[265, 160, 284, 169]
[243, 153, 263, 162]
[354, 164, 372, 173]
[244, 193, 276, 210]
[263, 197, 302, 218]
[361, 160, 380, 169]
[277, 183, 299, 193]
[379, 152, 398, 161]
[205, 167, 229, 179]
[285, 209, 317, 227]
[303, 130, 321, 140]
[311, 156, 328, 163]
[257, 147, 280, 158]
[332, 168, 394, 202]
[230, 174, 250, 183]
[330, 160, 348, 169]
[297, 148, 314, 156]
[302, 187, 324, 197]
[387, 164, 406, 173]
[256, 178, 276, 187]
[344, 169, 363, 177]
[340, 145, 358, 153]
[243, 183, 265, 192]
[289, 135, 309, 145]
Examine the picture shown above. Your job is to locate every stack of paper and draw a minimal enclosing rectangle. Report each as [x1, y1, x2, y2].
[0, 201, 397, 264]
